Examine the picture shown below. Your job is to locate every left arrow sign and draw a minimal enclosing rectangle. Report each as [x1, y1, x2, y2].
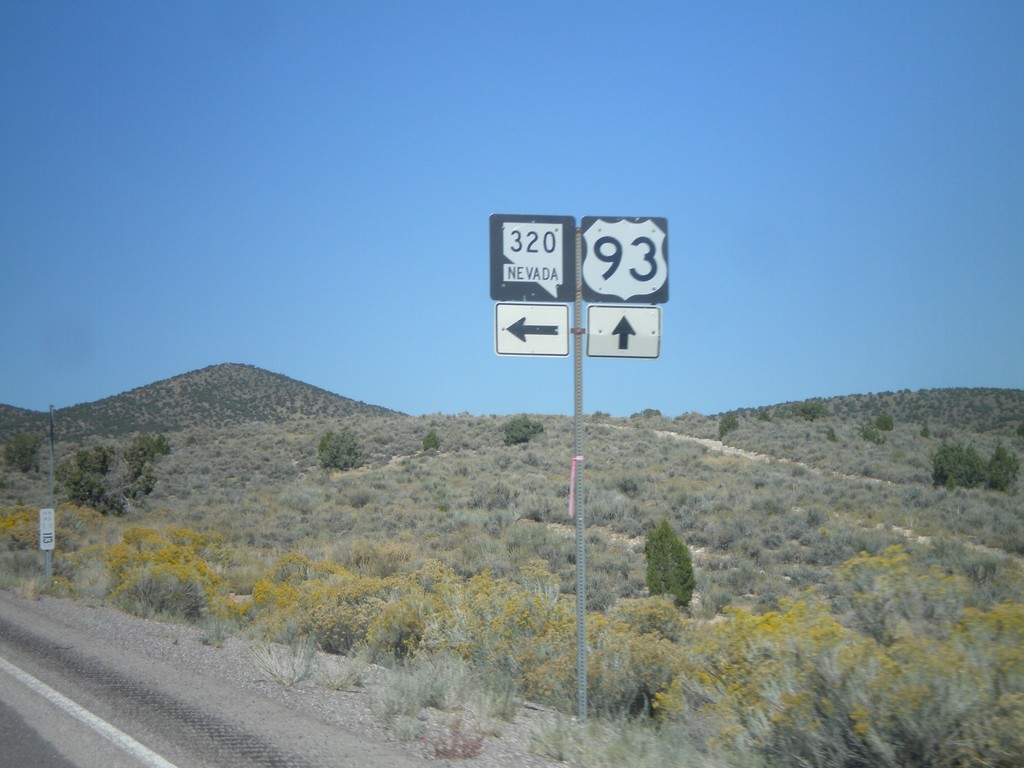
[495, 303, 570, 357]
[508, 317, 560, 342]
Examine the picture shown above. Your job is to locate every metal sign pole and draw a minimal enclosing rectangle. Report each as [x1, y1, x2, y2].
[46, 405, 55, 580]
[573, 228, 587, 720]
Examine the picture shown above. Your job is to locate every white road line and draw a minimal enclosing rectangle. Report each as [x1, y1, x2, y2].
[0, 654, 179, 768]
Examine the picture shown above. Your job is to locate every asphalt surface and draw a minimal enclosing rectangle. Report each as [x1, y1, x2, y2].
[0, 593, 423, 768]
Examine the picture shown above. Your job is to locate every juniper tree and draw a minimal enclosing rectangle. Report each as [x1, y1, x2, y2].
[318, 429, 364, 471]
[644, 518, 695, 610]
[503, 415, 543, 446]
[422, 429, 441, 452]
[987, 442, 1019, 492]
[3, 432, 42, 473]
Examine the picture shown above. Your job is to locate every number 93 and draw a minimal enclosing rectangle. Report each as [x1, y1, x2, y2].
[593, 235, 658, 282]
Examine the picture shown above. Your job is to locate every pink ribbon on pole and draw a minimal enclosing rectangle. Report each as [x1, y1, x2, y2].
[568, 456, 584, 519]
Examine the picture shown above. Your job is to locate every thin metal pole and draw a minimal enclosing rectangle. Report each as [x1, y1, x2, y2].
[46, 405, 55, 580]
[573, 228, 587, 720]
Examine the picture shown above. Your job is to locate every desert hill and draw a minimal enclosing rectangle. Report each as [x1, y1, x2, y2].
[0, 363, 396, 444]
[735, 387, 1024, 434]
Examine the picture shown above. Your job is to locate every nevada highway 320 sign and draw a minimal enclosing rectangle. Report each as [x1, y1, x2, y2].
[489, 214, 576, 303]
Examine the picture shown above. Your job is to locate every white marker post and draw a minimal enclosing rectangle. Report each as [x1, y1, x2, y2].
[43, 405, 56, 580]
[39, 508, 55, 550]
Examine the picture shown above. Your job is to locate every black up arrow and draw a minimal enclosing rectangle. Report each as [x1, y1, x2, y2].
[612, 316, 635, 349]
[508, 317, 559, 342]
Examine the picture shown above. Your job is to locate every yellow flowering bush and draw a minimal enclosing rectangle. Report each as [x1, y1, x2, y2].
[653, 556, 1024, 768]
[0, 506, 35, 549]
[837, 545, 968, 644]
[366, 588, 443, 658]
[250, 556, 452, 654]
[251, 554, 377, 648]
[105, 527, 226, 621]
[419, 564, 572, 674]
[299, 574, 392, 653]
[68, 530, 1024, 766]
[606, 595, 686, 643]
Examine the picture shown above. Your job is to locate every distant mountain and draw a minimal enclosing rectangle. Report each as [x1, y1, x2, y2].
[738, 388, 1024, 434]
[0, 404, 38, 423]
[0, 364, 397, 443]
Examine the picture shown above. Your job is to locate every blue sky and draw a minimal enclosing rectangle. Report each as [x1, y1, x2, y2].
[2, 0, 1021, 417]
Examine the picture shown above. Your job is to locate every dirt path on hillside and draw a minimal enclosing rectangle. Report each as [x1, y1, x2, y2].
[607, 425, 893, 486]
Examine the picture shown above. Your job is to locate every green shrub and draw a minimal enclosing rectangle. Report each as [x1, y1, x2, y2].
[644, 519, 695, 610]
[318, 429, 364, 470]
[503, 415, 544, 446]
[422, 429, 441, 452]
[987, 442, 1020, 492]
[859, 422, 887, 445]
[56, 433, 171, 515]
[616, 474, 642, 498]
[873, 413, 894, 431]
[125, 432, 171, 466]
[932, 442, 987, 489]
[631, 408, 662, 419]
[4, 433, 42, 473]
[788, 400, 829, 421]
[57, 446, 118, 512]
[718, 413, 739, 439]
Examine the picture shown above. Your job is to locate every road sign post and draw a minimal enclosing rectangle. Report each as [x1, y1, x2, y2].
[45, 405, 55, 580]
[489, 213, 668, 721]
[571, 226, 587, 721]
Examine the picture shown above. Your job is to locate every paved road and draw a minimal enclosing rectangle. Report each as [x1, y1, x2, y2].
[0, 656, 148, 768]
[0, 694, 80, 768]
[0, 593, 421, 768]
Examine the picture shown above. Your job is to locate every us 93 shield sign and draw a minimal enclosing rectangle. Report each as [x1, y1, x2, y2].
[581, 217, 668, 303]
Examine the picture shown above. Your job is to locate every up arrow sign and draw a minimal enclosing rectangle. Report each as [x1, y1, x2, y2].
[612, 316, 636, 350]
[587, 305, 662, 359]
